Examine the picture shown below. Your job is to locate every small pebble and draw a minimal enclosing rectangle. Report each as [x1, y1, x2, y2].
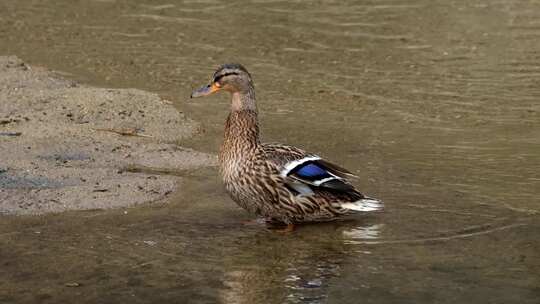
[65, 282, 81, 287]
[143, 240, 157, 246]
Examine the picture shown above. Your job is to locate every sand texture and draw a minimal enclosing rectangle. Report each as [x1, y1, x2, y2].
[0, 56, 215, 215]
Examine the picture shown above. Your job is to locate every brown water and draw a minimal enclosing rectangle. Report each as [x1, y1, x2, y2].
[1, 0, 540, 303]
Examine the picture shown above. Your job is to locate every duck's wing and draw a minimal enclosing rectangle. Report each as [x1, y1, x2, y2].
[261, 143, 383, 212]
[260, 143, 357, 192]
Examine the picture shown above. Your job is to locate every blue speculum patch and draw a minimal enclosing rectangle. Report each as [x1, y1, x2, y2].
[294, 162, 332, 180]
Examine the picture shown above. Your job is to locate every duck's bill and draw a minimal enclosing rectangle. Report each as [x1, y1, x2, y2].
[190, 83, 220, 98]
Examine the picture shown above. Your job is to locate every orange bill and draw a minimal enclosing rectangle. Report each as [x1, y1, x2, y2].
[190, 83, 221, 98]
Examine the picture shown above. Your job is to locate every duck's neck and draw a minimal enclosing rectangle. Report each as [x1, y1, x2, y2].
[231, 89, 257, 112]
[223, 89, 260, 151]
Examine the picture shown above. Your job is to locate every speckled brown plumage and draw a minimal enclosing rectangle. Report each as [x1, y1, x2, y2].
[191, 63, 383, 224]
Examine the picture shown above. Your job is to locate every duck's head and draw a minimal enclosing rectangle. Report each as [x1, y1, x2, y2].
[191, 63, 253, 98]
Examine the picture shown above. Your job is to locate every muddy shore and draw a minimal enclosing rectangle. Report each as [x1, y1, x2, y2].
[0, 56, 215, 215]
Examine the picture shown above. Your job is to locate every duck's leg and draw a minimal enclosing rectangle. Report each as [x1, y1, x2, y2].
[272, 223, 295, 233]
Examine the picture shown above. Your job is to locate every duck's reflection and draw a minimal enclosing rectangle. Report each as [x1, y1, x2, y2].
[342, 224, 384, 240]
[218, 222, 383, 304]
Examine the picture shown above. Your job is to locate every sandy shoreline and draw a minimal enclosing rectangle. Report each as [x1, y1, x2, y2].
[0, 56, 215, 215]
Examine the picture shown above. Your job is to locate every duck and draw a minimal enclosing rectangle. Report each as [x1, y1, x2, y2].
[190, 63, 382, 231]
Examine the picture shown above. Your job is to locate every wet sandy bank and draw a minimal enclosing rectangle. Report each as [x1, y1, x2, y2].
[0, 56, 215, 215]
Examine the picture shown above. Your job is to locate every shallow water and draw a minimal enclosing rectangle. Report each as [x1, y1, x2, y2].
[1, 0, 539, 303]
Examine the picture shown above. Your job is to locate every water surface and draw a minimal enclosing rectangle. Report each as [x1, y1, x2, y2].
[1, 0, 539, 303]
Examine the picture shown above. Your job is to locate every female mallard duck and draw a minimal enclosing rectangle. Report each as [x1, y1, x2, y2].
[191, 63, 382, 231]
